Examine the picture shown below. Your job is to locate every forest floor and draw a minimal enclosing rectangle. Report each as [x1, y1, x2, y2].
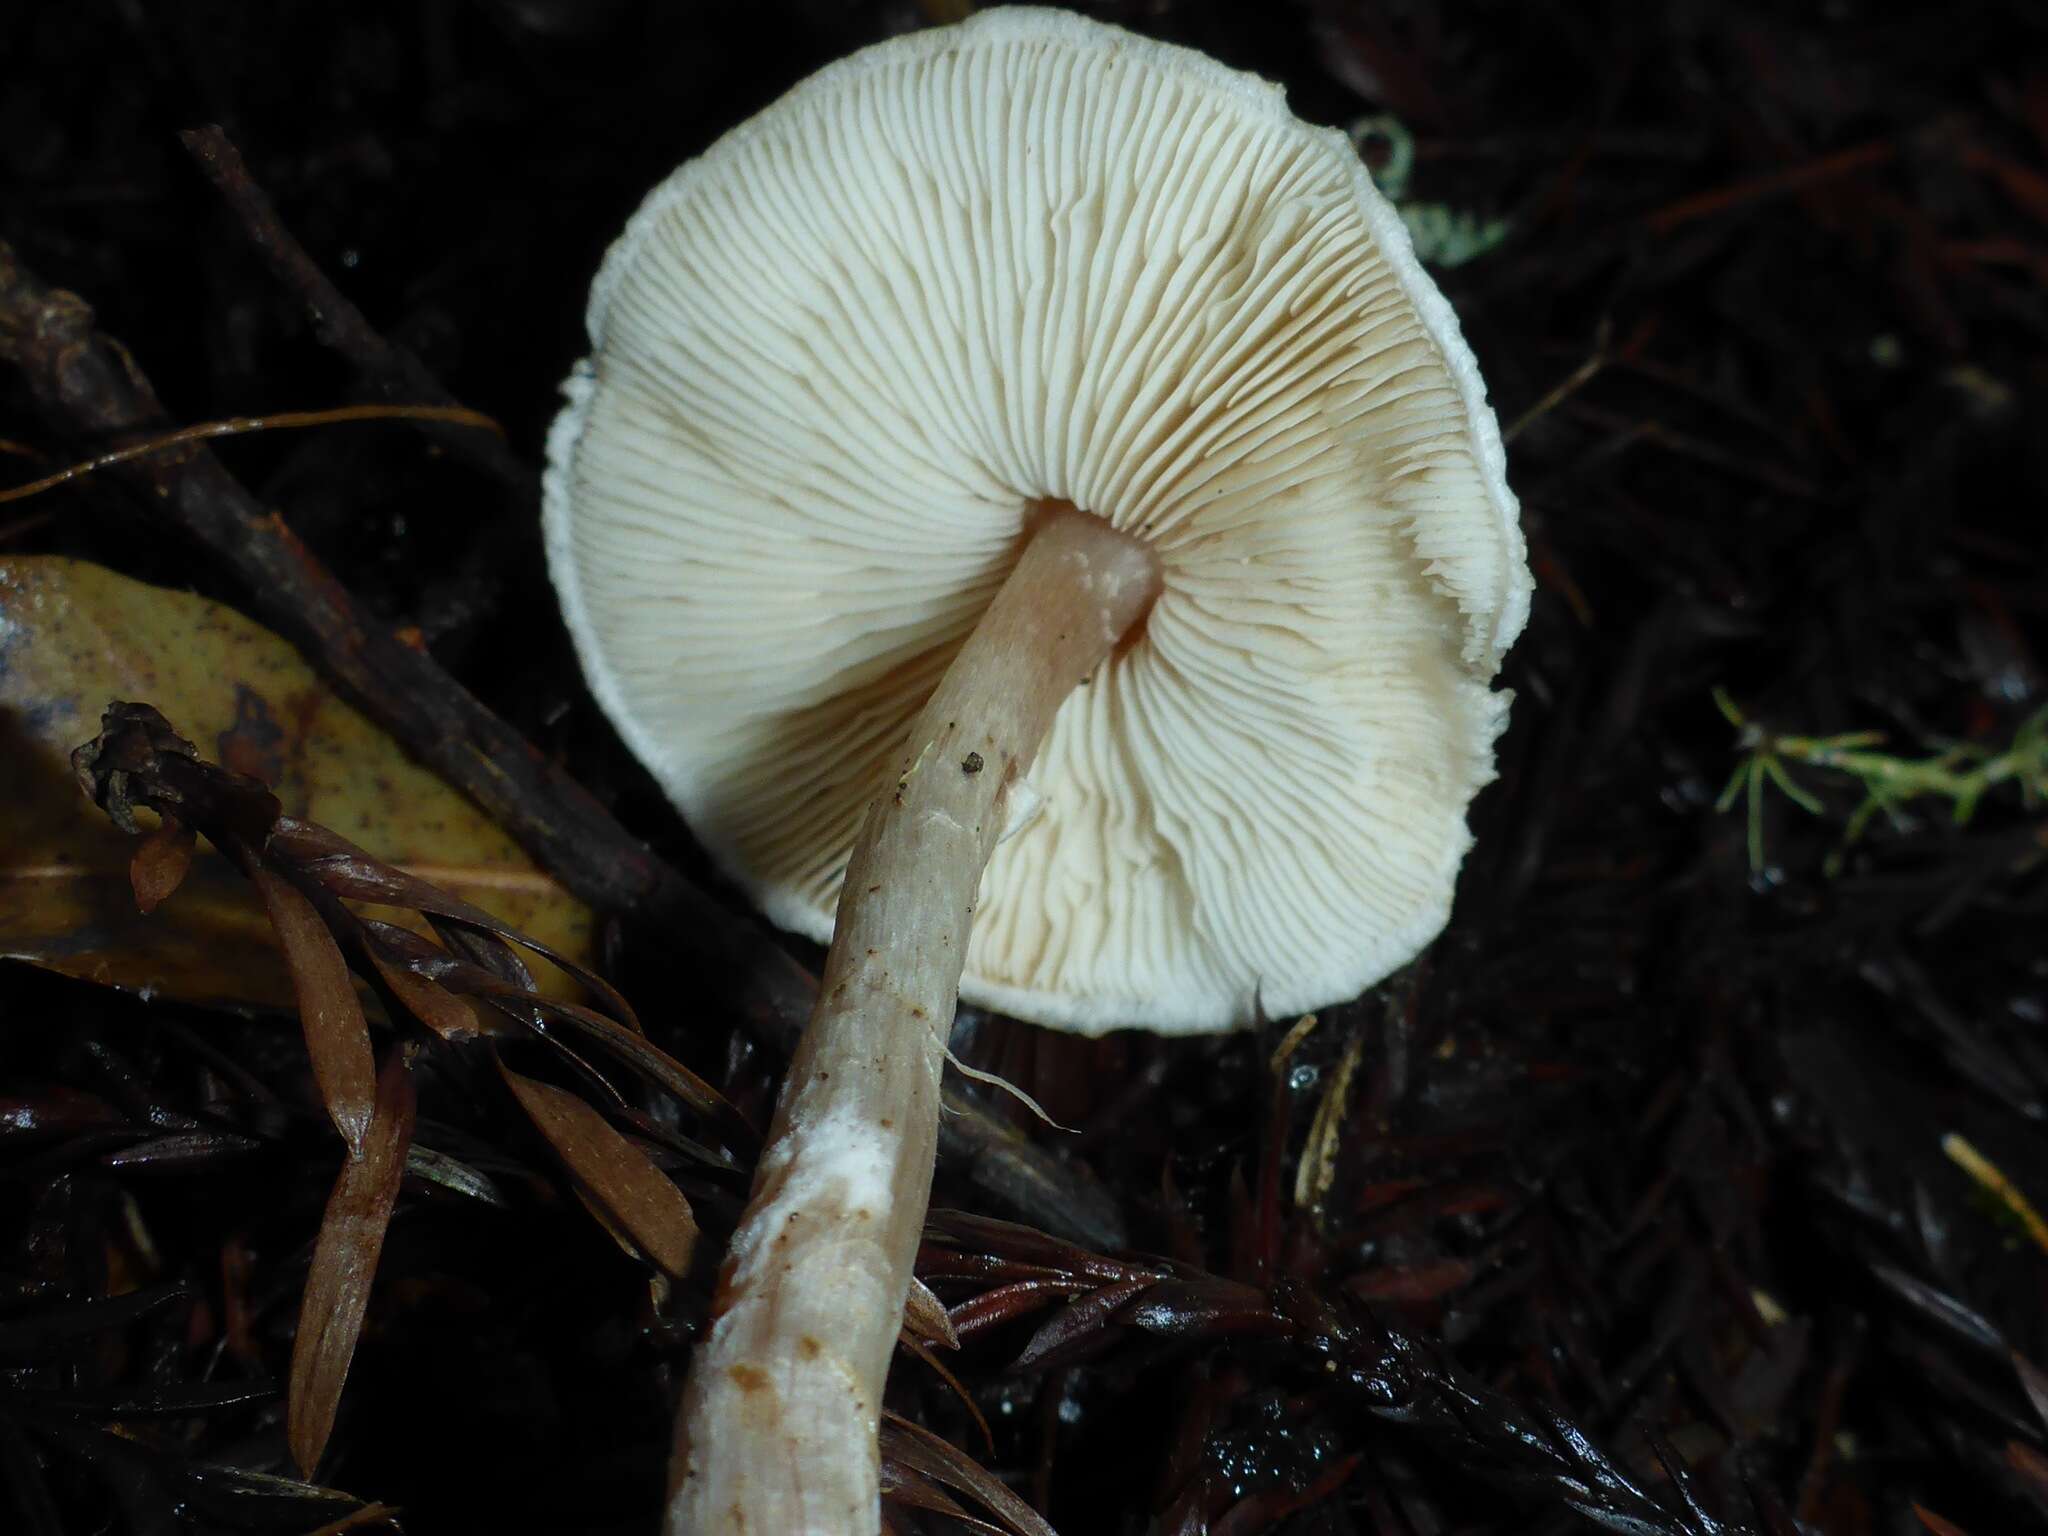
[3, 3, 2046, 1534]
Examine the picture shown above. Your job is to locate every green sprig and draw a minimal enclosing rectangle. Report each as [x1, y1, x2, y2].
[1712, 688, 2047, 873]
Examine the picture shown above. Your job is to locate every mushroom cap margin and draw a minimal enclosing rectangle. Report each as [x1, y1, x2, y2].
[543, 6, 1532, 1036]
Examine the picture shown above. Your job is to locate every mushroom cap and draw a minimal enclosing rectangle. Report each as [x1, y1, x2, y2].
[544, 7, 1531, 1036]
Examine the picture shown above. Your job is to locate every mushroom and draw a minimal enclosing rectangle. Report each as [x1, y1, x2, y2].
[542, 8, 1529, 1533]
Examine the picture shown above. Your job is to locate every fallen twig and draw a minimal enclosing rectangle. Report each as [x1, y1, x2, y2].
[0, 403, 504, 505]
[178, 124, 539, 504]
[1642, 137, 1898, 235]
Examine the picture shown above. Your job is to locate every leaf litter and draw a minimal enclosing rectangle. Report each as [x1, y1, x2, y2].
[2, 2, 2046, 1533]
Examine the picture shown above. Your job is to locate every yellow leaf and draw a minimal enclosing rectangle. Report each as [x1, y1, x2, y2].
[0, 557, 594, 1006]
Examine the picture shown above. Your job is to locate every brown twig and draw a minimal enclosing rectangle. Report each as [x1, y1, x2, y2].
[1642, 137, 1897, 235]
[178, 124, 540, 504]
[0, 239, 1127, 1250]
[0, 403, 505, 504]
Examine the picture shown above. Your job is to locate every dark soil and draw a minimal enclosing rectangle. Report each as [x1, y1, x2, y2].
[4, 2, 2046, 1534]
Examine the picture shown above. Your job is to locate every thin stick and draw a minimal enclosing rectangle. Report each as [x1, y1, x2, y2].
[1642, 137, 1896, 235]
[178, 125, 540, 503]
[667, 506, 1160, 1536]
[0, 239, 1129, 1250]
[0, 404, 502, 504]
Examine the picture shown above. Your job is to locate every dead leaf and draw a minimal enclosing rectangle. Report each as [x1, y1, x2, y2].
[877, 1463, 982, 1531]
[361, 933, 490, 1043]
[880, 1413, 1057, 1536]
[251, 868, 374, 1154]
[903, 1275, 959, 1351]
[0, 556, 594, 1006]
[497, 1059, 697, 1279]
[1294, 1022, 1364, 1216]
[897, 1330, 992, 1453]
[289, 1048, 415, 1477]
[129, 816, 194, 912]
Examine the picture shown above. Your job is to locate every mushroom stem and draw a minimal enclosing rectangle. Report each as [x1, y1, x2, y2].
[668, 504, 1160, 1535]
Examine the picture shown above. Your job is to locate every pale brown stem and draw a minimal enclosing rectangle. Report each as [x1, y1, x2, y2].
[666, 506, 1160, 1535]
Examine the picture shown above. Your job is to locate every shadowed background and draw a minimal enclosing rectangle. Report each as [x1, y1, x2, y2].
[2, 2, 2045, 1533]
